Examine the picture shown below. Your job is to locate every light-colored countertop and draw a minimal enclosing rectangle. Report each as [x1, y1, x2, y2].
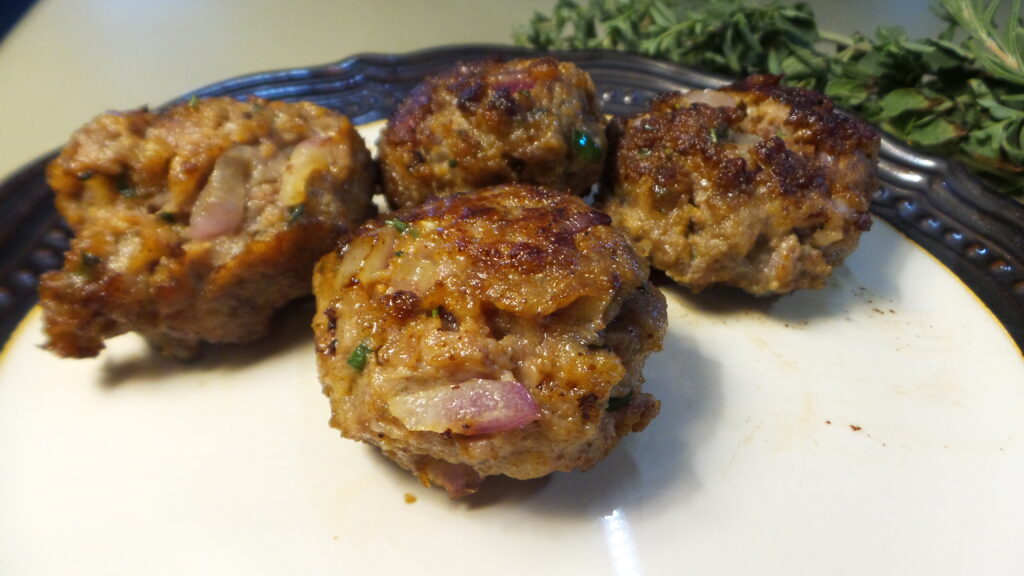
[0, 0, 943, 182]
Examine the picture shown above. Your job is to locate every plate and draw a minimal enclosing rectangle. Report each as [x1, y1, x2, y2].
[1, 46, 1023, 575]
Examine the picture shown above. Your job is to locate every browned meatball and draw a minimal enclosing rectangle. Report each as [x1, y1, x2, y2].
[312, 184, 666, 498]
[378, 57, 607, 208]
[600, 74, 879, 295]
[40, 97, 376, 358]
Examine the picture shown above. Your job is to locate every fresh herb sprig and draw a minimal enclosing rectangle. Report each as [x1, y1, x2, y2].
[514, 0, 1024, 196]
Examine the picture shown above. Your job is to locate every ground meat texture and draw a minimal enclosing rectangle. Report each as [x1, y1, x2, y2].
[378, 57, 607, 209]
[40, 97, 376, 358]
[600, 74, 879, 295]
[312, 184, 666, 498]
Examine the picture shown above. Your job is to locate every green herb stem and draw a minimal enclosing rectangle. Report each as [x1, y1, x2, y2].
[818, 29, 856, 49]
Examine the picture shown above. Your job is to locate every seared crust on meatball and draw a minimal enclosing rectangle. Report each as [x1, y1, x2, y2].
[312, 184, 666, 497]
[378, 57, 607, 208]
[40, 97, 376, 358]
[600, 74, 879, 294]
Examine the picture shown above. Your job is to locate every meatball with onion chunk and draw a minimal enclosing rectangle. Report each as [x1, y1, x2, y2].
[378, 57, 608, 208]
[600, 74, 880, 295]
[40, 97, 376, 359]
[312, 184, 666, 498]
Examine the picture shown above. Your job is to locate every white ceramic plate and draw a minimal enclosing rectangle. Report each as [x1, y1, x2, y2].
[1, 119, 1022, 575]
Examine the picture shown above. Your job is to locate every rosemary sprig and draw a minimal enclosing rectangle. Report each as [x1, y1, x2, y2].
[514, 0, 1024, 196]
[941, 0, 1024, 85]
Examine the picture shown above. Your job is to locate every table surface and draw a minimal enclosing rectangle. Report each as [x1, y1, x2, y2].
[0, 0, 946, 184]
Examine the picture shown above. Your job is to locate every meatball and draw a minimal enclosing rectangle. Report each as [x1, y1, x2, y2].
[378, 57, 607, 208]
[312, 184, 666, 497]
[600, 74, 879, 295]
[40, 97, 376, 358]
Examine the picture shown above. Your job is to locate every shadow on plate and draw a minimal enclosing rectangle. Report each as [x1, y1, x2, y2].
[98, 298, 317, 387]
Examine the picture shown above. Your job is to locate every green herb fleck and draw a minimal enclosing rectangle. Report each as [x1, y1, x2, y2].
[188, 95, 199, 108]
[386, 218, 409, 233]
[77, 252, 100, 275]
[287, 204, 304, 227]
[447, 158, 458, 168]
[385, 218, 420, 237]
[347, 340, 372, 372]
[116, 176, 136, 198]
[607, 391, 634, 411]
[709, 126, 729, 144]
[572, 128, 602, 163]
[527, 106, 550, 120]
[394, 250, 405, 258]
[76, 171, 93, 181]
[430, 307, 440, 318]
[517, 89, 532, 98]
[156, 211, 176, 223]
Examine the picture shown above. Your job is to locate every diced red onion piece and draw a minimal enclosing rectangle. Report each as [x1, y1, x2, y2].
[391, 255, 438, 295]
[421, 460, 482, 499]
[280, 136, 351, 207]
[357, 231, 396, 284]
[728, 132, 764, 151]
[334, 236, 373, 288]
[562, 207, 611, 236]
[189, 148, 250, 240]
[683, 89, 738, 109]
[389, 378, 541, 436]
[492, 73, 535, 94]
